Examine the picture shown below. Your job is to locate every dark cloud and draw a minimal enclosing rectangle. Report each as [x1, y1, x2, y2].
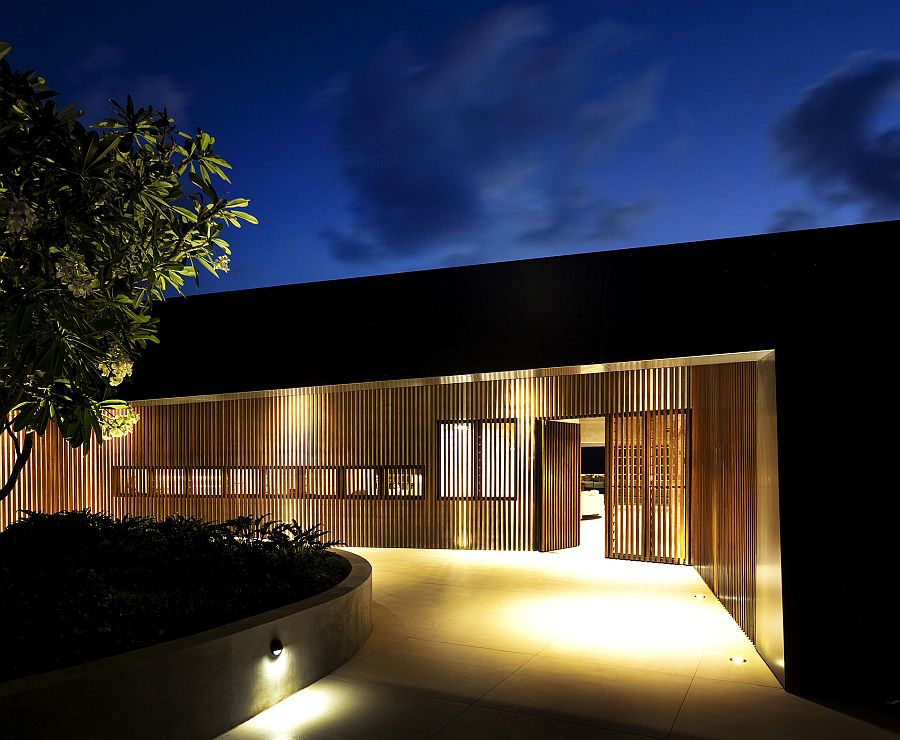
[321, 6, 660, 263]
[768, 204, 818, 233]
[320, 230, 383, 263]
[773, 53, 900, 219]
[520, 191, 654, 245]
[596, 198, 656, 241]
[68, 45, 192, 124]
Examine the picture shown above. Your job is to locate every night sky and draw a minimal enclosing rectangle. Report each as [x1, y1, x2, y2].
[3, 1, 900, 292]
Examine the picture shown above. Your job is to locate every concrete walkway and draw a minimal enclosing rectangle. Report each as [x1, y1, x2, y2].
[221, 520, 894, 739]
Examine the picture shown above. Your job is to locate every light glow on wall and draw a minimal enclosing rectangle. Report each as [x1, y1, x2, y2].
[238, 683, 335, 738]
[257, 639, 294, 702]
[456, 500, 470, 549]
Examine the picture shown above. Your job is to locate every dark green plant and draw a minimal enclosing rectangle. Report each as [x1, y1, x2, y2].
[223, 513, 341, 550]
[0, 41, 257, 502]
[0, 510, 348, 681]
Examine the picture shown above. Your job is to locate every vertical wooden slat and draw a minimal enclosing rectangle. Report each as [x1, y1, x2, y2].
[690, 362, 757, 641]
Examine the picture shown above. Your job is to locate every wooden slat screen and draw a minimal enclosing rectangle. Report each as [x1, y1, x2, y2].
[535, 420, 581, 552]
[1, 361, 756, 563]
[647, 411, 690, 563]
[607, 413, 646, 559]
[690, 362, 757, 641]
[605, 366, 691, 563]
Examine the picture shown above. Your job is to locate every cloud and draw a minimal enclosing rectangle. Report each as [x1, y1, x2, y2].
[596, 198, 657, 240]
[772, 53, 900, 219]
[519, 192, 655, 245]
[320, 230, 383, 263]
[768, 204, 819, 233]
[321, 6, 661, 263]
[68, 45, 192, 124]
[73, 45, 125, 74]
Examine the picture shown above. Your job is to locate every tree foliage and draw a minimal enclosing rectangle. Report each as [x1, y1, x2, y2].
[0, 42, 256, 501]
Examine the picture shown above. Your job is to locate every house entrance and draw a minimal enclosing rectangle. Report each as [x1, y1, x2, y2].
[535, 411, 689, 562]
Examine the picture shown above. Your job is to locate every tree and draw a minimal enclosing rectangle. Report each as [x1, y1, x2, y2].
[0, 42, 257, 502]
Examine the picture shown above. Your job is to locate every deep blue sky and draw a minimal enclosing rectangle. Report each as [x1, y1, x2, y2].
[4, 1, 900, 292]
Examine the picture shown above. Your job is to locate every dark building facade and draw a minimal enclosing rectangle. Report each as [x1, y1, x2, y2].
[2, 220, 894, 704]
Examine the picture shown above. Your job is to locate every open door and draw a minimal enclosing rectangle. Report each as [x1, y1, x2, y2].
[534, 420, 581, 551]
[606, 411, 689, 563]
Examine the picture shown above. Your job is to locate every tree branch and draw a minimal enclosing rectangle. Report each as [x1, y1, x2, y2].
[0, 424, 34, 504]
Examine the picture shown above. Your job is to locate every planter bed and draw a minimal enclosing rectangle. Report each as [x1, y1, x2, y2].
[0, 549, 372, 740]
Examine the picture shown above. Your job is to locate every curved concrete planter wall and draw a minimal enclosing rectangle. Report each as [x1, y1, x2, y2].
[0, 549, 372, 740]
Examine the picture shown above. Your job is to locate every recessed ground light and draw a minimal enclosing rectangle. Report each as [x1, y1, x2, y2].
[693, 594, 706, 599]
[270, 638, 284, 657]
[729, 656, 747, 664]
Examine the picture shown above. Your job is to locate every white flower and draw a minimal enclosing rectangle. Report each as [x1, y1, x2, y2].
[100, 406, 141, 440]
[212, 254, 230, 273]
[97, 343, 134, 386]
[55, 257, 95, 297]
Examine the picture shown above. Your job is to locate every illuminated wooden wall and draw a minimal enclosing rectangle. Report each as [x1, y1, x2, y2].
[0, 424, 112, 530]
[690, 361, 757, 641]
[2, 362, 757, 572]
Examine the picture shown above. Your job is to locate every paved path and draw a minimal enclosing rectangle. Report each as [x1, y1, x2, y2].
[222, 520, 895, 739]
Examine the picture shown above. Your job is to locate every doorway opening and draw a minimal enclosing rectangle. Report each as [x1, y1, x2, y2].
[537, 412, 690, 564]
[578, 416, 606, 555]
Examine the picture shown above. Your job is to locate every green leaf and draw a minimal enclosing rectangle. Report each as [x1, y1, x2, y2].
[172, 205, 198, 222]
[188, 170, 219, 202]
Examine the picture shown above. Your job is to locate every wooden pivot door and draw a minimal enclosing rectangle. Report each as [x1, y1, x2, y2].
[606, 411, 690, 563]
[534, 420, 581, 552]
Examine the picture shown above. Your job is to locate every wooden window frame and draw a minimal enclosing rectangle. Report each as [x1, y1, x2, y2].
[437, 419, 517, 500]
[111, 464, 426, 501]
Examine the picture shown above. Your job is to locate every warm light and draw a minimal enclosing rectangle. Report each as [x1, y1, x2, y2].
[337, 546, 779, 712]
[258, 636, 291, 693]
[693, 594, 706, 599]
[455, 499, 470, 548]
[729, 656, 747, 664]
[239, 683, 337, 737]
[492, 557, 743, 675]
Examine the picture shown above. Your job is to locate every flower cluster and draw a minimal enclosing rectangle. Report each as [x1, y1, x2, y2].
[4, 198, 35, 234]
[54, 257, 95, 297]
[212, 254, 230, 273]
[97, 343, 134, 386]
[100, 406, 141, 440]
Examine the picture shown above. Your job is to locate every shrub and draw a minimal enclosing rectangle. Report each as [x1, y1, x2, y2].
[0, 510, 349, 681]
